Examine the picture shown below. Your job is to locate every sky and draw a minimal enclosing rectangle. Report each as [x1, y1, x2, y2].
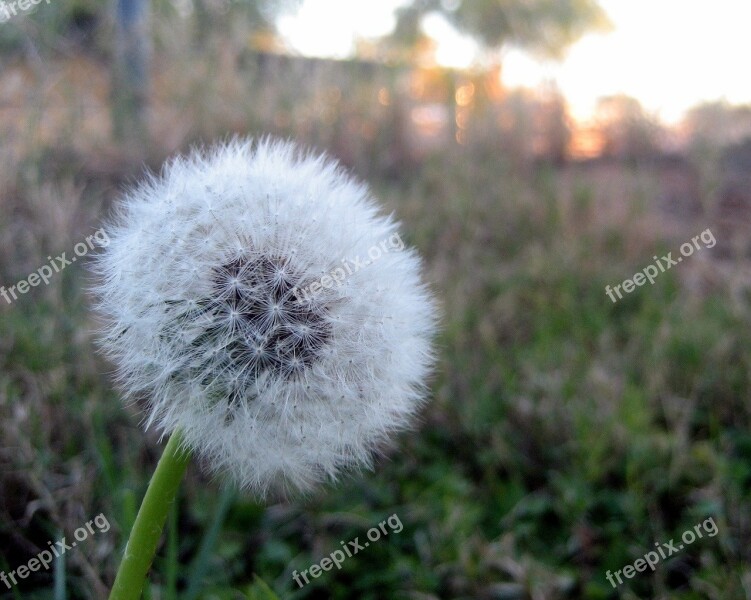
[277, 0, 751, 124]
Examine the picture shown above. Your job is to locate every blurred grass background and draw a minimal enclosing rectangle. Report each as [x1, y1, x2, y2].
[2, 0, 751, 599]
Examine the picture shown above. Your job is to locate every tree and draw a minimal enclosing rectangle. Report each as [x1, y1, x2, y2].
[111, 0, 299, 147]
[684, 101, 751, 150]
[192, 0, 300, 48]
[392, 0, 610, 59]
[594, 95, 662, 161]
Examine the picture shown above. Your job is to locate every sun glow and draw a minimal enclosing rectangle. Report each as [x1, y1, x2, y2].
[278, 0, 751, 123]
[502, 0, 751, 123]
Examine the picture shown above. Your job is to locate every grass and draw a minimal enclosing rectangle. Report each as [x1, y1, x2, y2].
[1, 41, 751, 600]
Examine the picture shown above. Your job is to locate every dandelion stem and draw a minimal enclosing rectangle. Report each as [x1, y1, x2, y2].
[109, 431, 191, 600]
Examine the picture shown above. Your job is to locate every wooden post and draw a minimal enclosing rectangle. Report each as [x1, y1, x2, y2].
[112, 0, 150, 147]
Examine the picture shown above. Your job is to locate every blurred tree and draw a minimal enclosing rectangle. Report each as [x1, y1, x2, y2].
[469, 85, 570, 165]
[684, 101, 751, 150]
[111, 0, 300, 146]
[391, 0, 610, 59]
[538, 85, 571, 164]
[192, 0, 300, 48]
[594, 94, 662, 161]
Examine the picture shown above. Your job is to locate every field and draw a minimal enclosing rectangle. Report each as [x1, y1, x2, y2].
[1, 38, 751, 600]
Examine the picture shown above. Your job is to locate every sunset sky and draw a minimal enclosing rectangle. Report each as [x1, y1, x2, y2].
[277, 0, 751, 123]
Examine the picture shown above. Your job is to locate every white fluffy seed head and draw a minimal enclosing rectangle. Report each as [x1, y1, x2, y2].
[94, 138, 438, 496]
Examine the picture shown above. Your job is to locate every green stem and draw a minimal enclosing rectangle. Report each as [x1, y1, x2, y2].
[109, 432, 191, 600]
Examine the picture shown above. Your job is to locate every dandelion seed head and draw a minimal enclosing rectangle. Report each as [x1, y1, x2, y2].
[94, 138, 438, 496]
